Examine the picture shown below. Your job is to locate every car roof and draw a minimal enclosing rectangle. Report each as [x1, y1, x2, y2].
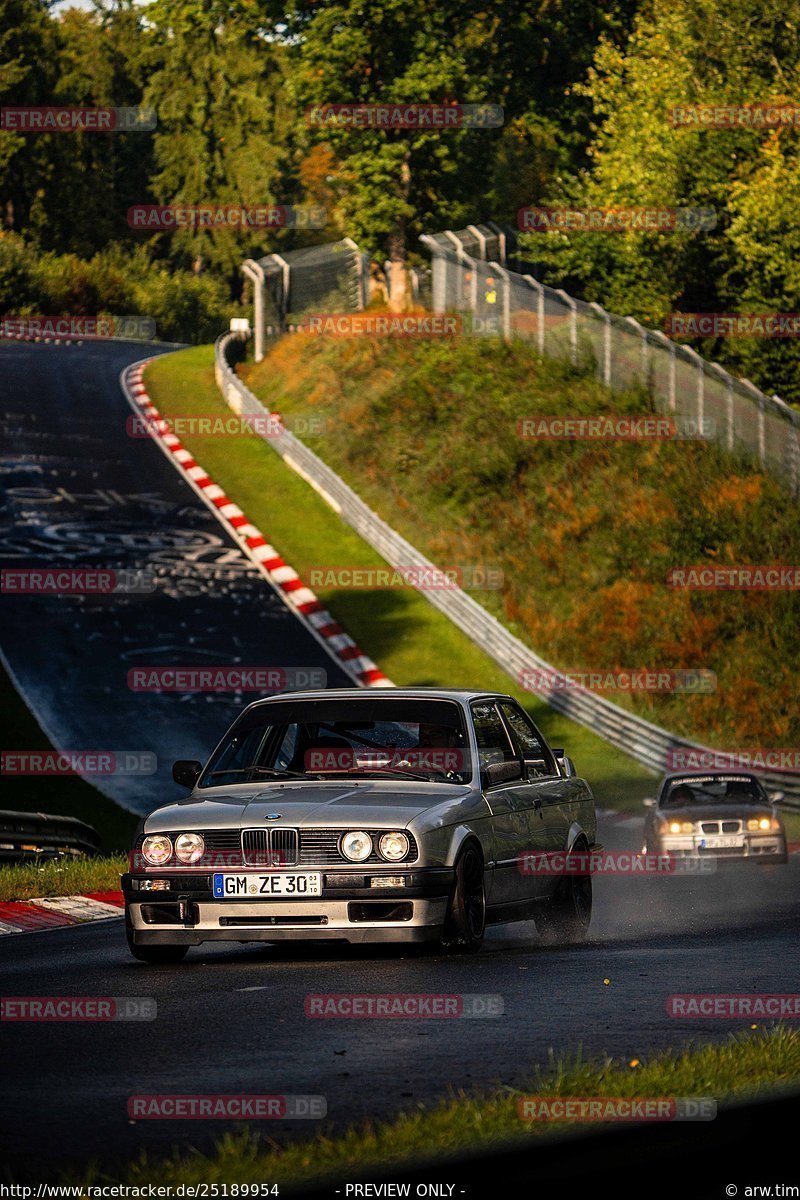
[242, 688, 516, 710]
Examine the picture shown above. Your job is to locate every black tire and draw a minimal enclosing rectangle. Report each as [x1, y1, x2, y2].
[441, 843, 486, 953]
[534, 854, 592, 946]
[126, 911, 189, 964]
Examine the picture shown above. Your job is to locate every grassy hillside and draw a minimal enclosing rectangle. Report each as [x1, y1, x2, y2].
[144, 347, 653, 811]
[239, 333, 799, 750]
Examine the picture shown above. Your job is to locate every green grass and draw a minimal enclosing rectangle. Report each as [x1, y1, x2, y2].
[240, 332, 799, 753]
[0, 855, 126, 902]
[144, 346, 653, 811]
[109, 1028, 800, 1188]
[0, 662, 138, 854]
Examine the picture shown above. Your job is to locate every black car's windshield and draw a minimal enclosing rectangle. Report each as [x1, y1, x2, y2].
[201, 697, 472, 787]
[660, 775, 767, 807]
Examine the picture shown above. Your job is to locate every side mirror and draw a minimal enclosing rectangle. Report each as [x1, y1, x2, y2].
[643, 797, 656, 808]
[769, 791, 784, 804]
[551, 749, 575, 779]
[480, 760, 521, 789]
[172, 759, 202, 789]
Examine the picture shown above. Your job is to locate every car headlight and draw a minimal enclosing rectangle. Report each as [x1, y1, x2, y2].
[667, 821, 694, 834]
[174, 832, 205, 864]
[340, 831, 373, 862]
[747, 817, 775, 832]
[141, 834, 173, 865]
[379, 831, 410, 862]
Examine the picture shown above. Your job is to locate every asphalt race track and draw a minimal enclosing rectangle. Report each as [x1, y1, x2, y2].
[1, 819, 798, 1173]
[0, 341, 353, 813]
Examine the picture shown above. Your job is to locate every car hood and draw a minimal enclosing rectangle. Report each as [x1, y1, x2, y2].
[143, 779, 475, 833]
[655, 804, 776, 824]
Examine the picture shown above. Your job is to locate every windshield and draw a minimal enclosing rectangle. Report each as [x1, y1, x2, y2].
[200, 697, 472, 787]
[660, 775, 767, 807]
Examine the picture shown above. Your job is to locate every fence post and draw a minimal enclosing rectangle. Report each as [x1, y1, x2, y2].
[268, 253, 290, 329]
[466, 224, 486, 260]
[740, 378, 768, 469]
[419, 234, 446, 312]
[676, 345, 705, 432]
[554, 289, 577, 364]
[241, 259, 265, 362]
[488, 262, 512, 341]
[624, 316, 650, 391]
[523, 275, 545, 354]
[788, 421, 800, 495]
[710, 363, 735, 450]
[588, 301, 612, 388]
[487, 220, 507, 266]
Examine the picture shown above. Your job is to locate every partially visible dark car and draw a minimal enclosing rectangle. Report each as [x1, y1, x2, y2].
[642, 772, 787, 864]
[0, 810, 102, 863]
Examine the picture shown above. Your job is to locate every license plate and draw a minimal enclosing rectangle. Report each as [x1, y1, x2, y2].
[212, 873, 322, 898]
[700, 836, 744, 849]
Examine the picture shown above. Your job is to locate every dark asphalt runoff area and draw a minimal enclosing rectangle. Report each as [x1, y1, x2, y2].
[1, 816, 798, 1175]
[0, 340, 352, 814]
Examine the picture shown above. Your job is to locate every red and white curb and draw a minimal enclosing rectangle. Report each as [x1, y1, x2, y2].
[0, 891, 124, 935]
[122, 361, 391, 689]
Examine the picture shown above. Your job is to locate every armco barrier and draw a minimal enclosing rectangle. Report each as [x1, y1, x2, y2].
[213, 331, 800, 803]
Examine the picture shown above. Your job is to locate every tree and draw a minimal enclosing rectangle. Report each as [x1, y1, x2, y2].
[143, 0, 290, 279]
[520, 0, 800, 402]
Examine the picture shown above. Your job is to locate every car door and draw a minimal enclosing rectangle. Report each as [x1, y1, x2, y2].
[497, 701, 582, 898]
[471, 699, 545, 904]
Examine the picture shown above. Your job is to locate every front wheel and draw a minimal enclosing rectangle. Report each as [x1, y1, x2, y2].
[534, 863, 592, 946]
[126, 911, 189, 964]
[441, 844, 486, 953]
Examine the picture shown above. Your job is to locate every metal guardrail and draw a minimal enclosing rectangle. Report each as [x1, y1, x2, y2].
[0, 810, 102, 863]
[214, 332, 800, 803]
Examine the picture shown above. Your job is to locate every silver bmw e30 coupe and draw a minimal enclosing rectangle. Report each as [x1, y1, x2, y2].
[123, 688, 598, 962]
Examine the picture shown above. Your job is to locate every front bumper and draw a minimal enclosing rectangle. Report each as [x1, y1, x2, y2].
[652, 835, 787, 865]
[123, 868, 454, 944]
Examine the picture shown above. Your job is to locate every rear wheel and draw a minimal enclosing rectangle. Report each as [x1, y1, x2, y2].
[534, 855, 592, 946]
[441, 844, 486, 953]
[125, 910, 189, 964]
